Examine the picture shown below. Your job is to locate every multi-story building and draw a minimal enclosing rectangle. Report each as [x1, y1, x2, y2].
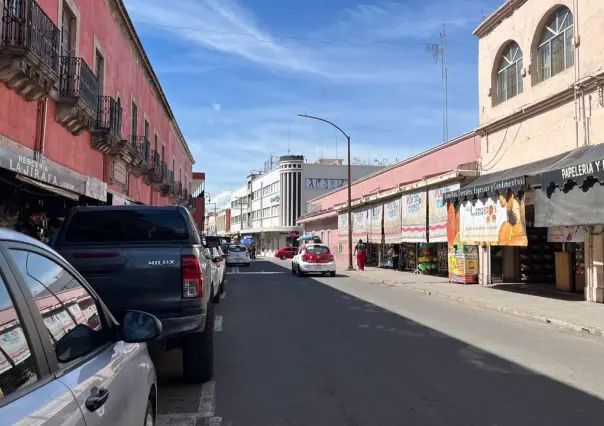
[216, 209, 231, 235]
[205, 212, 216, 236]
[0, 0, 194, 213]
[190, 172, 206, 231]
[228, 155, 384, 253]
[444, 0, 604, 302]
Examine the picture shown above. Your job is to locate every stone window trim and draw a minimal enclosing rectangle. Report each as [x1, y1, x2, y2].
[130, 94, 138, 140]
[494, 41, 524, 105]
[57, 0, 81, 57]
[534, 5, 575, 84]
[92, 36, 106, 96]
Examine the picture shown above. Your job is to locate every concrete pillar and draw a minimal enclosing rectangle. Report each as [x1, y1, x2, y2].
[586, 226, 604, 303]
[478, 245, 491, 286]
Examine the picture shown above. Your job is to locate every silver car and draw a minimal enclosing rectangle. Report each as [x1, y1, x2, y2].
[0, 229, 161, 425]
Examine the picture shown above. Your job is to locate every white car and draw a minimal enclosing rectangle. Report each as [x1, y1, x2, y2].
[210, 246, 227, 303]
[226, 244, 251, 267]
[292, 244, 336, 277]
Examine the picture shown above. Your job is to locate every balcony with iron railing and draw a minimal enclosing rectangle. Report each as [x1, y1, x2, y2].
[147, 151, 162, 188]
[128, 136, 148, 177]
[0, 0, 60, 100]
[56, 56, 99, 134]
[91, 96, 122, 153]
[160, 162, 171, 195]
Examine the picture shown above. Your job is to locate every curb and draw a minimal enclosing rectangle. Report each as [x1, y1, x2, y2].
[338, 271, 604, 338]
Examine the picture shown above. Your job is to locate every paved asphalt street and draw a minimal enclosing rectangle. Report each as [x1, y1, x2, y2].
[152, 259, 604, 426]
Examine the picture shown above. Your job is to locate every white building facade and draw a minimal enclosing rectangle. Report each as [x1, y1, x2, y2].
[228, 155, 383, 254]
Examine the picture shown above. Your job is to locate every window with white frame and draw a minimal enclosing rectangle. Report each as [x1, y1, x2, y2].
[263, 207, 270, 217]
[497, 41, 523, 103]
[538, 7, 574, 82]
[271, 205, 279, 215]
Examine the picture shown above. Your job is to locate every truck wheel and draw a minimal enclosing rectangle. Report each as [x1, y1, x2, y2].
[182, 298, 214, 383]
[281, 255, 287, 260]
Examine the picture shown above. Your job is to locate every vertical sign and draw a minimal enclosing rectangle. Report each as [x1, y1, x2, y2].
[401, 191, 427, 242]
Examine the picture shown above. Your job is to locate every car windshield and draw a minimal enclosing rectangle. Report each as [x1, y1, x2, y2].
[229, 246, 247, 252]
[306, 246, 329, 255]
[64, 210, 189, 243]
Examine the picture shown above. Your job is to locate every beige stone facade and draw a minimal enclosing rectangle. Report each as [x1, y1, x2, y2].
[476, 0, 604, 172]
[475, 0, 604, 302]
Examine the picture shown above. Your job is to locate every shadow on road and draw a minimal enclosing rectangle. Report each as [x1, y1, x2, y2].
[156, 259, 604, 425]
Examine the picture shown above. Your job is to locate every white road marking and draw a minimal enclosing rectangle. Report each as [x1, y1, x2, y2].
[214, 316, 223, 331]
[199, 381, 217, 417]
[234, 271, 285, 275]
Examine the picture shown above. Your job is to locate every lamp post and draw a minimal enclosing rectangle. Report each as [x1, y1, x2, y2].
[298, 114, 354, 271]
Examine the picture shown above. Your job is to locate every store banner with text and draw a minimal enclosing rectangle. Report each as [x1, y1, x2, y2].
[458, 192, 528, 246]
[367, 204, 383, 242]
[352, 209, 368, 241]
[401, 191, 427, 242]
[547, 226, 585, 243]
[384, 199, 402, 244]
[338, 213, 349, 236]
[429, 183, 459, 242]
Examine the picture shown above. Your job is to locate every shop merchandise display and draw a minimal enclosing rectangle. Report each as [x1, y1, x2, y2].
[519, 228, 556, 283]
[574, 243, 585, 276]
[403, 243, 416, 271]
[417, 243, 438, 273]
[437, 243, 449, 275]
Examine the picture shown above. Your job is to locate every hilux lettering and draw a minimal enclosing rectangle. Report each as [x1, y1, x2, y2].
[148, 260, 176, 265]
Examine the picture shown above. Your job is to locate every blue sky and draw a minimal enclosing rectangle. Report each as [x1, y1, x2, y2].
[125, 0, 501, 208]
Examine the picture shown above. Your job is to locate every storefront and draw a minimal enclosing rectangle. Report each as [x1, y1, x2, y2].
[444, 144, 604, 297]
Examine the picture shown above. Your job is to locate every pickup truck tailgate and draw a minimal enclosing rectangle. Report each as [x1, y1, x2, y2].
[60, 246, 183, 318]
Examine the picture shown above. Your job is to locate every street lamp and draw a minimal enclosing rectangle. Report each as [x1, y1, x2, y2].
[298, 113, 354, 271]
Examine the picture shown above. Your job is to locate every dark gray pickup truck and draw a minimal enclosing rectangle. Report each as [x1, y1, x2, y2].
[54, 205, 217, 383]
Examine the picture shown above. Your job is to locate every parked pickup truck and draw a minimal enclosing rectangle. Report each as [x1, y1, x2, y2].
[54, 205, 217, 383]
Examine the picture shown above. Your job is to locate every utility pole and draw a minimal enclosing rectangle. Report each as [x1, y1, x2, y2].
[426, 24, 449, 142]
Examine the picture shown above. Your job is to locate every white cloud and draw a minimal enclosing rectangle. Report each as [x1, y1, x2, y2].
[212, 101, 221, 111]
[207, 191, 232, 210]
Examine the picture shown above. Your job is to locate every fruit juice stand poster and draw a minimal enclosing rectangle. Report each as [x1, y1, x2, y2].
[448, 245, 478, 284]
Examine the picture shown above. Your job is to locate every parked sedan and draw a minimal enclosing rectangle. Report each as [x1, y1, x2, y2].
[0, 229, 161, 426]
[275, 246, 298, 260]
[292, 244, 336, 277]
[210, 246, 227, 303]
[226, 244, 251, 267]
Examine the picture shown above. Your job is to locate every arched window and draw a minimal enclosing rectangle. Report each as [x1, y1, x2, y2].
[497, 42, 523, 103]
[538, 7, 574, 82]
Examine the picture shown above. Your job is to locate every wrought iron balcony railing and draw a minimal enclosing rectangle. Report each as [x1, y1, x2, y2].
[161, 161, 169, 184]
[96, 96, 122, 136]
[1, 0, 60, 70]
[143, 138, 151, 161]
[59, 56, 99, 112]
[132, 136, 147, 158]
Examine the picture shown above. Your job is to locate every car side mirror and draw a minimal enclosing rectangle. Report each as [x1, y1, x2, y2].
[55, 324, 99, 363]
[121, 310, 162, 343]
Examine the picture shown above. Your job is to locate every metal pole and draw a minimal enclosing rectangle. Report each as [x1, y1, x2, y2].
[347, 135, 354, 271]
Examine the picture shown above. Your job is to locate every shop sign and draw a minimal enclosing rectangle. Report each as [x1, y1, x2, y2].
[305, 178, 347, 190]
[384, 199, 401, 244]
[547, 226, 585, 243]
[367, 204, 382, 242]
[352, 209, 367, 240]
[0, 137, 107, 202]
[444, 176, 526, 201]
[453, 194, 528, 246]
[400, 191, 427, 242]
[448, 245, 478, 284]
[429, 183, 459, 243]
[338, 213, 349, 236]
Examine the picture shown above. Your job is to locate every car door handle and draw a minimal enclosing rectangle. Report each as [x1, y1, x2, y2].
[85, 387, 109, 412]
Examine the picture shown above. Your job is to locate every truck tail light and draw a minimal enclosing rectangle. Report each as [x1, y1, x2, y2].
[182, 255, 203, 299]
[301, 255, 308, 262]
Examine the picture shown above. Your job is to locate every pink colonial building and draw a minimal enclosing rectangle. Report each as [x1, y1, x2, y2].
[298, 131, 480, 267]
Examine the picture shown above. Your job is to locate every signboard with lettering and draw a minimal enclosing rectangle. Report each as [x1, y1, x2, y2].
[429, 183, 459, 242]
[456, 193, 528, 246]
[541, 157, 604, 189]
[383, 199, 401, 244]
[367, 204, 382, 242]
[400, 191, 427, 242]
[352, 209, 367, 241]
[0, 136, 107, 202]
[443, 176, 526, 201]
[305, 178, 347, 190]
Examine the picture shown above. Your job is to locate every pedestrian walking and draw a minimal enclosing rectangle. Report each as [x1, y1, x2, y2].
[354, 239, 367, 271]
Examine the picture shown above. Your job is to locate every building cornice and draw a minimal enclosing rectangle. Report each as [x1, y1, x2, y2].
[473, 0, 528, 39]
[107, 0, 195, 164]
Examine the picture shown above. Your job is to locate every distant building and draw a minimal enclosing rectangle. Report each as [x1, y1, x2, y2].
[228, 155, 384, 254]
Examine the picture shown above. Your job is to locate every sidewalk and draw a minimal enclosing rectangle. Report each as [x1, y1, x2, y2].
[336, 265, 604, 338]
